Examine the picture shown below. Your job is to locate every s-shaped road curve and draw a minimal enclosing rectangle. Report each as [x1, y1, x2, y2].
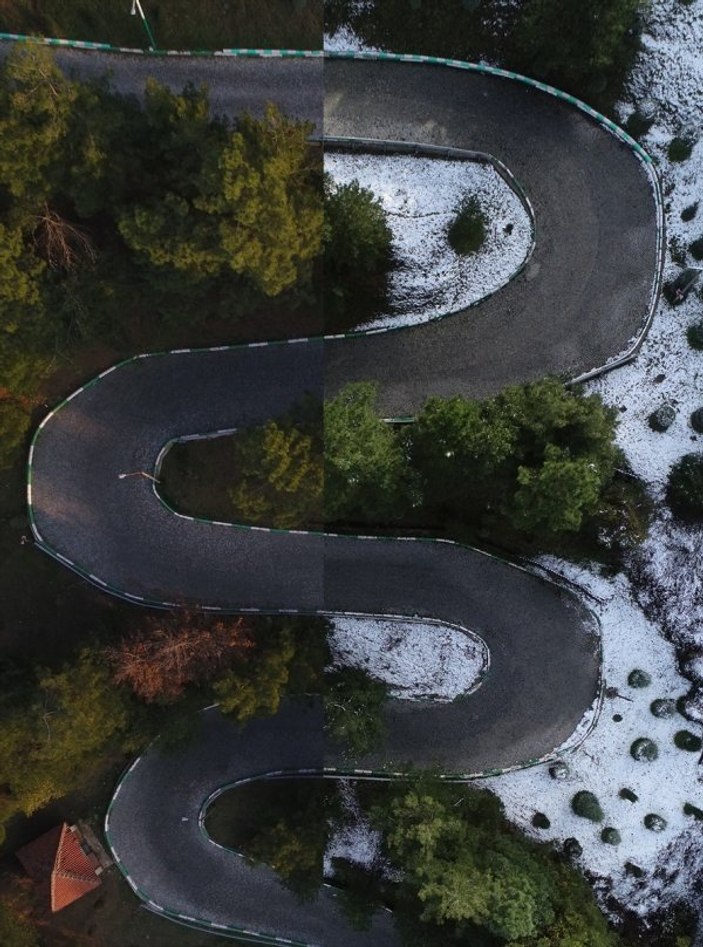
[27, 51, 660, 947]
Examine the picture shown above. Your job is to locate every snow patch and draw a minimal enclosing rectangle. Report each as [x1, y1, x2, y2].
[328, 616, 487, 701]
[325, 151, 532, 331]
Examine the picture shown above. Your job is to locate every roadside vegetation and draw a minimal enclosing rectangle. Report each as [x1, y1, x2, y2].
[323, 174, 394, 330]
[326, 0, 646, 110]
[447, 195, 487, 256]
[0, 45, 323, 477]
[206, 774, 625, 946]
[0, 0, 321, 51]
[166, 377, 650, 564]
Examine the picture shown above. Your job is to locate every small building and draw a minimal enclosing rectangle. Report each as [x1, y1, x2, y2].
[16, 823, 103, 912]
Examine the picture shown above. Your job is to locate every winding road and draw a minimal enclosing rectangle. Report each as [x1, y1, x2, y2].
[25, 48, 661, 947]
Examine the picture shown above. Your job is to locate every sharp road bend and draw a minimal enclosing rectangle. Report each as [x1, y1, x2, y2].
[24, 47, 661, 947]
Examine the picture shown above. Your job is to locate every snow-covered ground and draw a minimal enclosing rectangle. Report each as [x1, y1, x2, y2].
[323, 0, 703, 923]
[328, 615, 487, 700]
[325, 152, 532, 330]
[485, 564, 701, 917]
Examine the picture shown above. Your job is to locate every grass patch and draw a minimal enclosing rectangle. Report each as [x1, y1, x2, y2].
[0, 0, 321, 50]
[447, 196, 487, 256]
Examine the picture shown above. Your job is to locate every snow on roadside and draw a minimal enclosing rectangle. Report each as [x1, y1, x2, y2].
[586, 0, 703, 654]
[328, 616, 487, 701]
[486, 563, 703, 917]
[324, 779, 384, 879]
[325, 151, 532, 330]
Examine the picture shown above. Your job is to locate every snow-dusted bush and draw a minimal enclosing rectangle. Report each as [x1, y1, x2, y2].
[673, 729, 702, 752]
[628, 668, 651, 688]
[571, 791, 604, 822]
[601, 827, 621, 845]
[684, 802, 703, 821]
[690, 237, 703, 262]
[446, 195, 486, 256]
[690, 408, 703, 434]
[643, 813, 667, 833]
[648, 404, 676, 431]
[686, 321, 703, 350]
[650, 698, 677, 719]
[681, 202, 699, 222]
[630, 737, 658, 762]
[548, 761, 569, 780]
[619, 787, 638, 803]
[668, 136, 694, 162]
[563, 837, 583, 859]
[667, 454, 703, 520]
[679, 687, 703, 724]
[532, 812, 551, 829]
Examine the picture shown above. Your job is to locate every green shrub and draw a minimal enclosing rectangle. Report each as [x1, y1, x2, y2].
[571, 791, 604, 822]
[447, 196, 487, 256]
[690, 409, 703, 434]
[532, 811, 551, 829]
[674, 730, 702, 752]
[619, 787, 638, 803]
[686, 322, 703, 351]
[630, 737, 658, 761]
[668, 137, 694, 162]
[644, 813, 667, 832]
[624, 861, 644, 878]
[667, 454, 703, 520]
[684, 802, 703, 821]
[682, 202, 699, 222]
[650, 698, 677, 718]
[628, 668, 651, 688]
[601, 827, 621, 845]
[624, 110, 653, 140]
[648, 404, 676, 431]
[690, 237, 703, 261]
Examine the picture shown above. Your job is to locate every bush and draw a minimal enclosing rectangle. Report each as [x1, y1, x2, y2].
[624, 110, 653, 140]
[667, 454, 703, 520]
[548, 761, 570, 780]
[686, 322, 703, 350]
[648, 404, 676, 431]
[690, 409, 703, 434]
[668, 137, 694, 162]
[684, 802, 703, 821]
[674, 730, 702, 752]
[628, 668, 651, 688]
[571, 791, 604, 822]
[624, 861, 644, 878]
[447, 195, 487, 256]
[630, 737, 658, 761]
[682, 202, 699, 222]
[601, 827, 621, 845]
[650, 698, 677, 718]
[619, 787, 638, 803]
[532, 812, 551, 829]
[644, 813, 667, 832]
[691, 237, 703, 261]
[563, 837, 582, 859]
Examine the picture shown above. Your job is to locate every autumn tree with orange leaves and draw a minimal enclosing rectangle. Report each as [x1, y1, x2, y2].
[106, 612, 254, 703]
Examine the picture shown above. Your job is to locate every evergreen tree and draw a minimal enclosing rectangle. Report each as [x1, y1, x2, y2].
[324, 382, 412, 522]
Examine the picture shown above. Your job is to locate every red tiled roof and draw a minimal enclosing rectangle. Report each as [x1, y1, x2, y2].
[16, 823, 101, 912]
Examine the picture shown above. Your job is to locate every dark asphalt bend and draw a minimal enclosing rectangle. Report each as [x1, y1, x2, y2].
[24, 53, 642, 946]
[32, 343, 598, 771]
[107, 703, 399, 947]
[324, 59, 658, 414]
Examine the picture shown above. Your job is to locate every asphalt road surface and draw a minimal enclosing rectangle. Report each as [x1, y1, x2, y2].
[26, 50, 660, 947]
